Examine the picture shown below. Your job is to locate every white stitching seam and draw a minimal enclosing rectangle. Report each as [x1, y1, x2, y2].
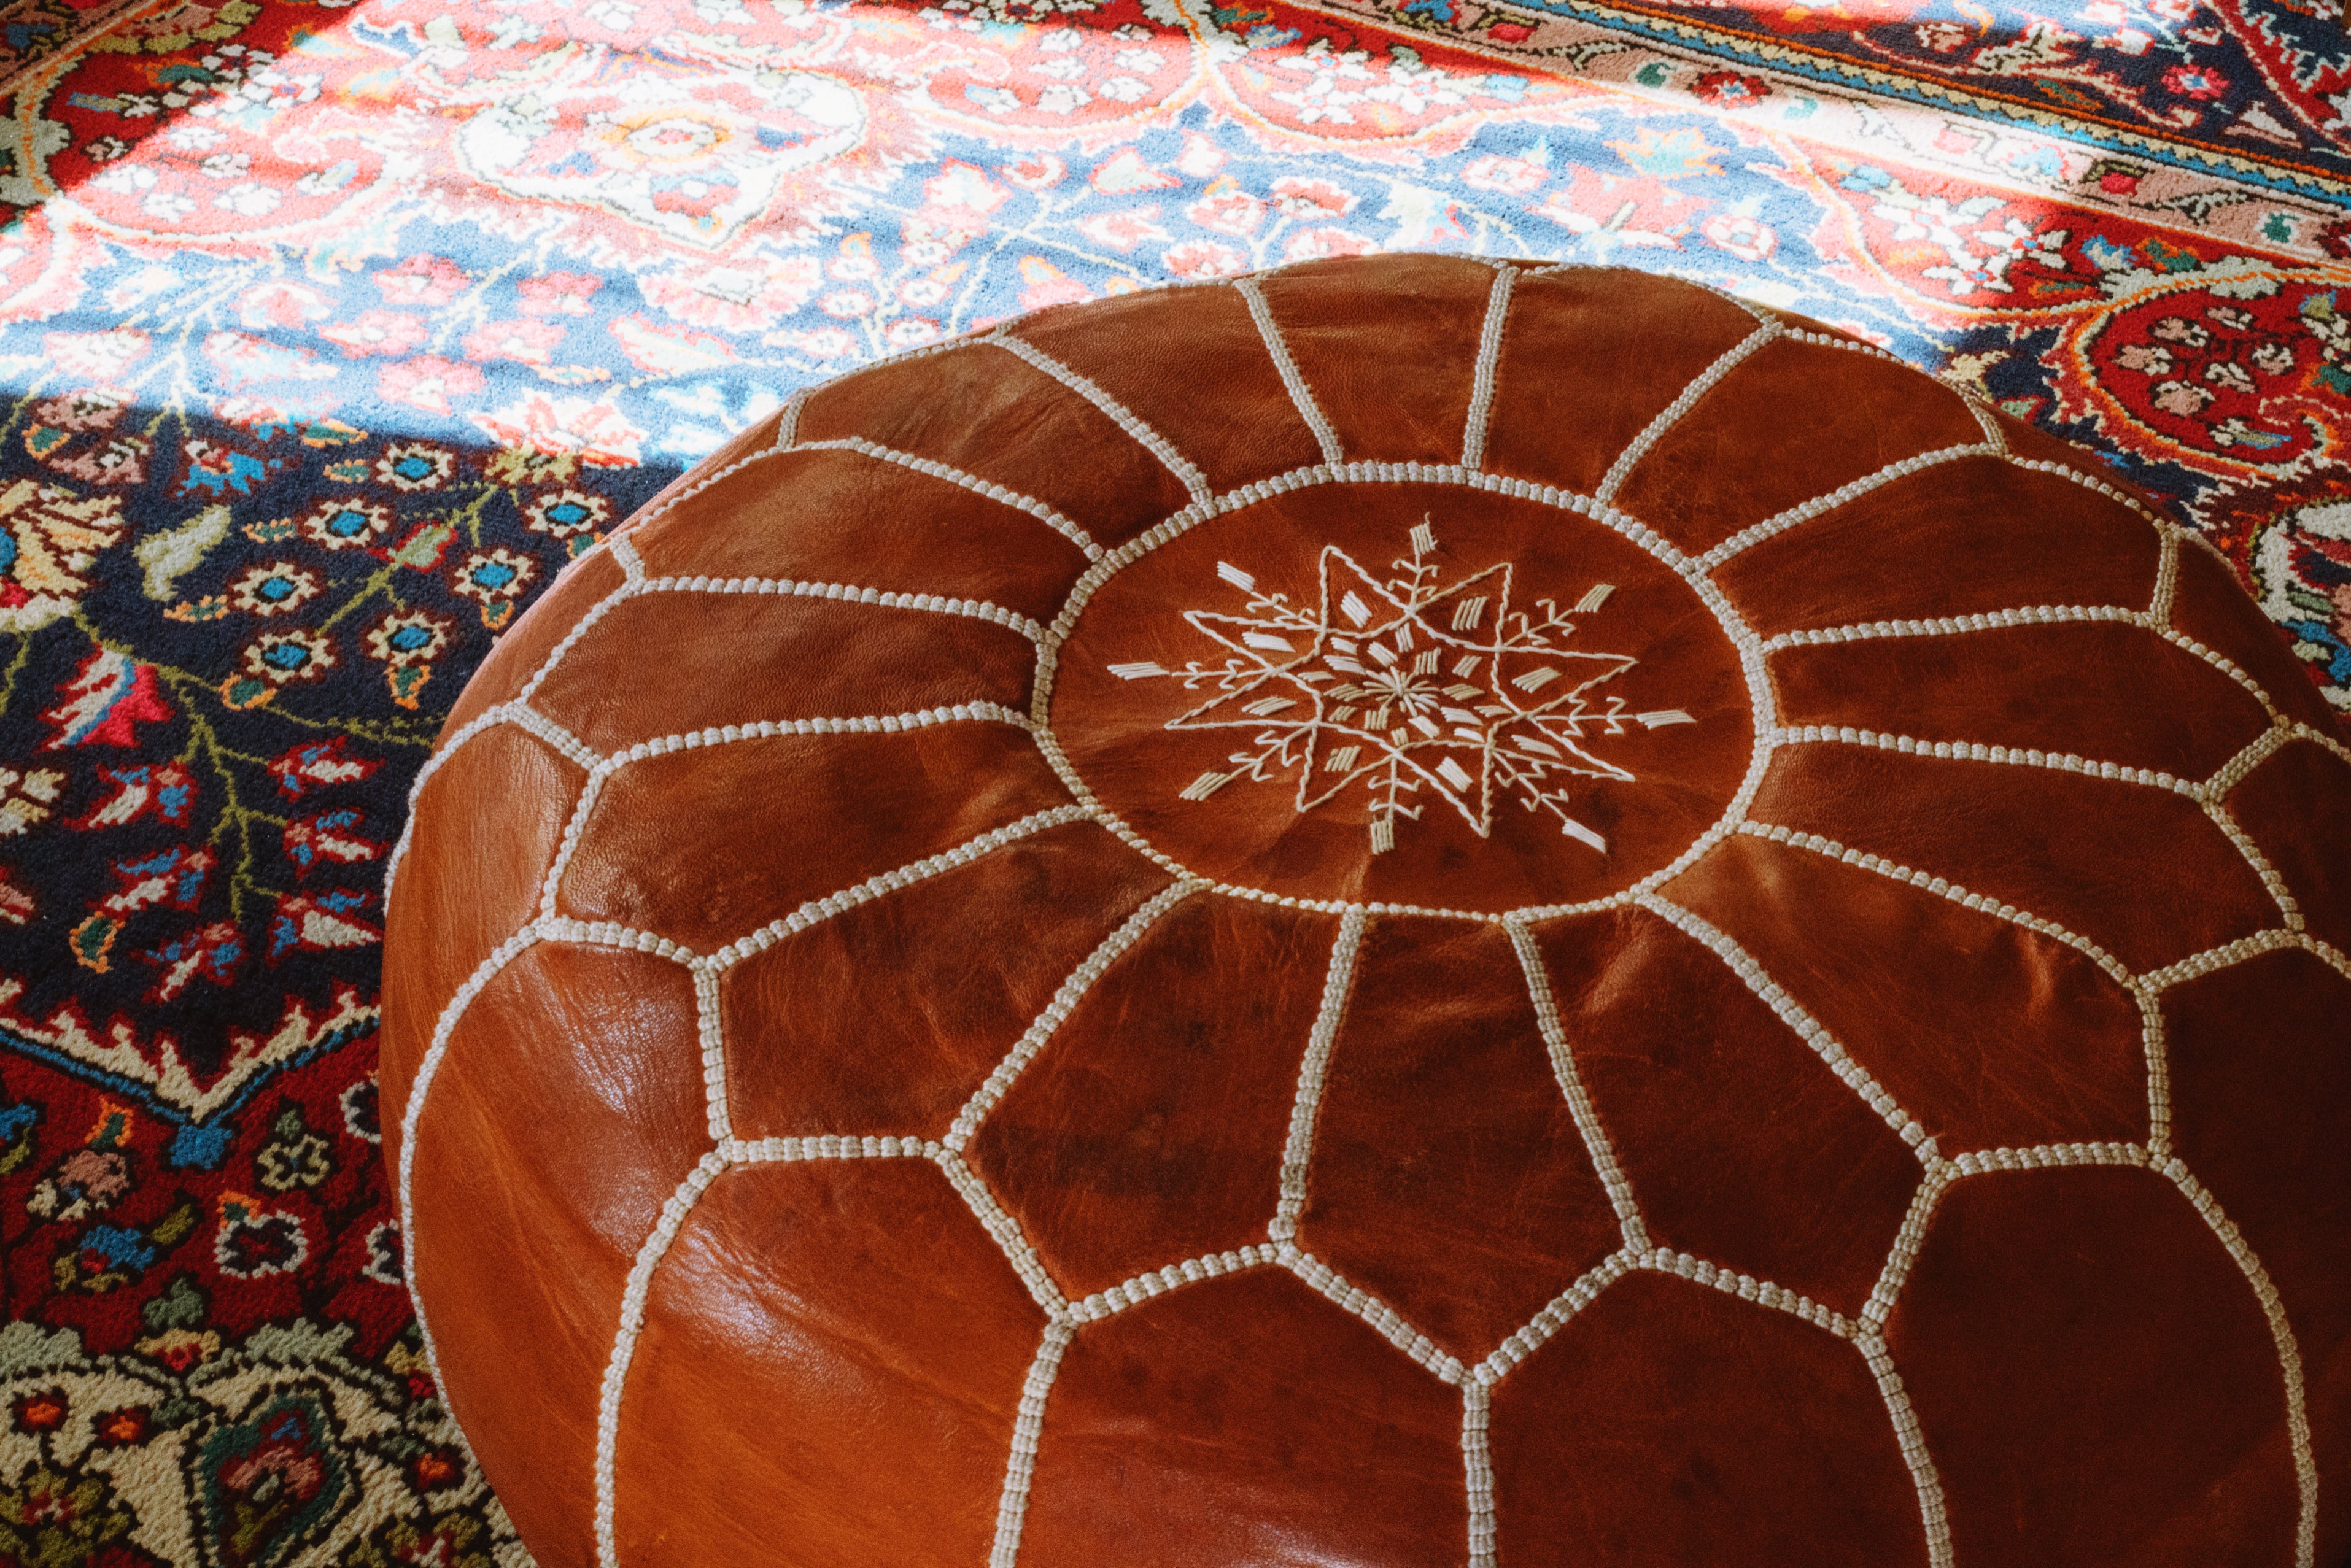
[1857, 1329, 1954, 1567]
[2139, 929, 2351, 993]
[1234, 275, 1344, 466]
[706, 806, 1092, 970]
[1694, 442, 1997, 572]
[1739, 823, 2131, 985]
[1508, 921, 1650, 1252]
[1594, 319, 1781, 506]
[1281, 1246, 1465, 1383]
[1735, 822, 2193, 1159]
[532, 705, 1037, 922]
[606, 447, 784, 544]
[1462, 1381, 1497, 1568]
[638, 573, 1048, 647]
[988, 332, 1212, 506]
[944, 881, 1199, 1152]
[1636, 892, 1935, 1154]
[395, 927, 541, 1385]
[505, 705, 598, 771]
[595, 1149, 728, 1568]
[796, 436, 1102, 561]
[1760, 602, 2296, 732]
[2164, 1158, 2319, 1568]
[1270, 909, 1368, 1243]
[1957, 388, 2008, 452]
[990, 1321, 1074, 1568]
[1459, 263, 1516, 473]
[774, 387, 808, 452]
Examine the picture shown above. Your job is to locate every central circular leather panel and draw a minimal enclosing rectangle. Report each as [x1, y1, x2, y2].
[1047, 481, 1757, 914]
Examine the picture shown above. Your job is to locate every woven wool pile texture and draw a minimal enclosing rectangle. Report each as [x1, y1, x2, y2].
[0, 0, 2344, 1560]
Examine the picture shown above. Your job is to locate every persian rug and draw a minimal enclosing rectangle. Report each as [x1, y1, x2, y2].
[0, 0, 2341, 1558]
[1319, 0, 2351, 262]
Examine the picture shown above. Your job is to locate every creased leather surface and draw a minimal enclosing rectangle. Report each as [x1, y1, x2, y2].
[1298, 917, 1620, 1363]
[384, 256, 2351, 1567]
[1532, 908, 1920, 1319]
[1888, 1167, 2301, 1566]
[1490, 1271, 1929, 1566]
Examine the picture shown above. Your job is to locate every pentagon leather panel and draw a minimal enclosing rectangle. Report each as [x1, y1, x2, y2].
[383, 253, 2351, 1568]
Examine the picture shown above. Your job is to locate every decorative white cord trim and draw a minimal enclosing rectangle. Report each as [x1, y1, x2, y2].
[2004, 452, 2172, 531]
[533, 705, 1037, 922]
[727, 1134, 929, 1163]
[2163, 1157, 2319, 1568]
[935, 1147, 1068, 1316]
[1762, 603, 2142, 652]
[1474, 1248, 1639, 1383]
[989, 1322, 1075, 1568]
[2150, 524, 2181, 625]
[639, 573, 1047, 647]
[1462, 1382, 1496, 1568]
[1757, 598, 2300, 743]
[1064, 1245, 1286, 1324]
[1594, 319, 1780, 505]
[2155, 625, 2285, 720]
[1459, 263, 1516, 473]
[513, 581, 644, 708]
[608, 438, 782, 544]
[506, 705, 598, 771]
[382, 706, 513, 900]
[1695, 442, 1997, 573]
[988, 332, 1212, 506]
[596, 1149, 728, 1568]
[1282, 1246, 1465, 1383]
[1637, 894, 1935, 1154]
[397, 927, 543, 1385]
[1856, 1330, 1955, 1568]
[944, 881, 1199, 1151]
[707, 805, 1093, 971]
[692, 967, 729, 1145]
[385, 566, 640, 900]
[1774, 322, 1910, 369]
[2139, 927, 2349, 992]
[1861, 1167, 1949, 1334]
[1234, 276, 1344, 466]
[608, 535, 645, 583]
[2204, 799, 2305, 932]
[1739, 822, 2131, 986]
[1956, 388, 2008, 452]
[1638, 1245, 1853, 1335]
[1944, 1140, 2148, 1176]
[1270, 910, 1367, 1243]
[1769, 725, 2198, 797]
[2291, 720, 2351, 773]
[1508, 921, 1649, 1251]
[2214, 721, 2299, 797]
[529, 917, 694, 957]
[2141, 989, 2175, 1162]
[797, 436, 1102, 562]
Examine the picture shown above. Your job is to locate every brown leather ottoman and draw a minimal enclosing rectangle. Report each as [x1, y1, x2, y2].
[382, 253, 2351, 1568]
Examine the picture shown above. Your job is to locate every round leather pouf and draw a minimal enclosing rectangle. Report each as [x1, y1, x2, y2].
[384, 254, 2351, 1568]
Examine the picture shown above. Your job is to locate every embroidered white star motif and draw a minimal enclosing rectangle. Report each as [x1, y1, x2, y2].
[1109, 523, 1695, 854]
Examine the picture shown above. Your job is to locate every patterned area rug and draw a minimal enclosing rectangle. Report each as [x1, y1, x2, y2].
[1323, 0, 2351, 249]
[0, 0, 2342, 1559]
